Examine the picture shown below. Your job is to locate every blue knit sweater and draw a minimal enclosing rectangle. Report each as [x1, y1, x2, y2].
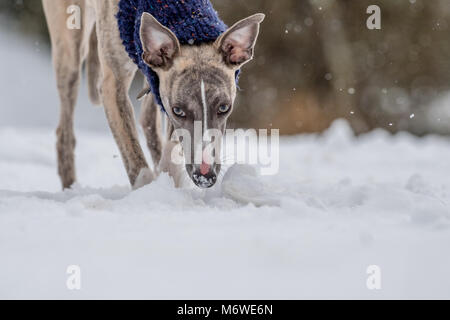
[117, 0, 237, 111]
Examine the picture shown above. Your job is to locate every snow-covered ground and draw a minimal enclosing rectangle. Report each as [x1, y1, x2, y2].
[1, 28, 450, 300]
[1, 121, 450, 299]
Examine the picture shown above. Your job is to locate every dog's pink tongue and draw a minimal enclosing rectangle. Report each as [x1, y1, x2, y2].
[200, 162, 210, 175]
[200, 149, 213, 175]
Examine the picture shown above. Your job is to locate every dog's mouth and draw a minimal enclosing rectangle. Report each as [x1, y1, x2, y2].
[186, 164, 220, 189]
[192, 172, 217, 188]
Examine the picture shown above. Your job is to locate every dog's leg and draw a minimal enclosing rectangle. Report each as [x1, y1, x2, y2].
[140, 91, 163, 172]
[98, 51, 153, 189]
[55, 60, 80, 190]
[159, 124, 188, 188]
[94, 1, 154, 189]
[86, 23, 102, 106]
[43, 0, 85, 189]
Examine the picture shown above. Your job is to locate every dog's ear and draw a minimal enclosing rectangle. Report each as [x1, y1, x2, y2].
[140, 12, 181, 69]
[215, 13, 265, 67]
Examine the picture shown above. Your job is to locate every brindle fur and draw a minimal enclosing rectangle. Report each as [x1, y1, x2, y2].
[43, 0, 264, 189]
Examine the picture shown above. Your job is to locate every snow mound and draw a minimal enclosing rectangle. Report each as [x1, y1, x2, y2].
[222, 164, 281, 207]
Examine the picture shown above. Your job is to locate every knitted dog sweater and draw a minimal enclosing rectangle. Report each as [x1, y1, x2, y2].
[117, 0, 238, 111]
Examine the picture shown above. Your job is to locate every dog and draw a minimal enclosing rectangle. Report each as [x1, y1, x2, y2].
[43, 0, 264, 189]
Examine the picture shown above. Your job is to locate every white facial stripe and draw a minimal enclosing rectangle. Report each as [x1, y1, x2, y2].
[201, 79, 208, 134]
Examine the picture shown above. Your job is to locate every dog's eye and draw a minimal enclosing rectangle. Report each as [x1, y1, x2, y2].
[172, 107, 186, 118]
[218, 105, 231, 115]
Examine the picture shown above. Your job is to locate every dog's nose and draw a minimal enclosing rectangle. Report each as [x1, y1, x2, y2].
[192, 170, 217, 189]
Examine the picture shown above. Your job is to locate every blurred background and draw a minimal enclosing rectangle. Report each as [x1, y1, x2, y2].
[1, 0, 450, 135]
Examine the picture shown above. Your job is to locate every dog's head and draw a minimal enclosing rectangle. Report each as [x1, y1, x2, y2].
[140, 12, 265, 188]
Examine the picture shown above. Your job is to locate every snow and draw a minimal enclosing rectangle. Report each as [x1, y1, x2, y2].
[1, 29, 450, 300]
[1, 121, 450, 299]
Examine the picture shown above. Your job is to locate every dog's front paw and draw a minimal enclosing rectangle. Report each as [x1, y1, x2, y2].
[133, 168, 155, 190]
[160, 141, 187, 188]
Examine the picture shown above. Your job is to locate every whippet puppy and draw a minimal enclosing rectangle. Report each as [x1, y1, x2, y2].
[43, 0, 264, 189]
